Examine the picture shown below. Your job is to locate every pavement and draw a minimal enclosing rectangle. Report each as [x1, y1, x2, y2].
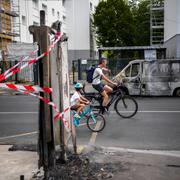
[0, 145, 38, 180]
[1, 144, 180, 180]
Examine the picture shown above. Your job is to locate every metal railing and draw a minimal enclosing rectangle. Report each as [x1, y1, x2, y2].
[0, 60, 34, 83]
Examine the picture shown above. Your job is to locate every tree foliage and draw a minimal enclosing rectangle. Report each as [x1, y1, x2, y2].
[93, 0, 151, 47]
[131, 0, 150, 45]
[93, 0, 135, 47]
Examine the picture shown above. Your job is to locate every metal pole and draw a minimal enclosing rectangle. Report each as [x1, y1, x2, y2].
[78, 58, 81, 80]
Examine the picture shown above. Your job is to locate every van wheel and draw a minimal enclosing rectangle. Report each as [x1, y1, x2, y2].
[174, 88, 180, 97]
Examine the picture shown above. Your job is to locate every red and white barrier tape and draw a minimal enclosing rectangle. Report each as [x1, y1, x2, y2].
[0, 32, 62, 82]
[0, 49, 38, 80]
[4, 84, 70, 131]
[0, 83, 52, 93]
[0, 32, 71, 131]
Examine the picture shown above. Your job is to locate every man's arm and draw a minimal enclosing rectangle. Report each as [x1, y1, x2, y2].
[102, 74, 117, 86]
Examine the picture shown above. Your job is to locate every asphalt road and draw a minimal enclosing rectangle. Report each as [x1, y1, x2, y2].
[0, 95, 180, 150]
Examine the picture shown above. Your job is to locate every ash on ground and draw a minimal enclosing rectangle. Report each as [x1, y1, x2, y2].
[32, 151, 125, 180]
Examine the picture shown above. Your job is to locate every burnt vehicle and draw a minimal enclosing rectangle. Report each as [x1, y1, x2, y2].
[114, 59, 180, 96]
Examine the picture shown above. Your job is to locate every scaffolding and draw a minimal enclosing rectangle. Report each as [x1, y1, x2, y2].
[150, 0, 164, 45]
[0, 0, 20, 51]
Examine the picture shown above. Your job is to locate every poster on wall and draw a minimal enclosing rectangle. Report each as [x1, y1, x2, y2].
[144, 50, 157, 60]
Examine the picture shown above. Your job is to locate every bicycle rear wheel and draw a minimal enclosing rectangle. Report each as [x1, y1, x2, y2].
[114, 95, 138, 118]
[87, 114, 106, 132]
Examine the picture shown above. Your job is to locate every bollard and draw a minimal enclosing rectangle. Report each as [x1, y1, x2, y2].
[20, 175, 24, 180]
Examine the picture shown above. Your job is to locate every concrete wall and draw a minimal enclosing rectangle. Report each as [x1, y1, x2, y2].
[66, 0, 99, 64]
[164, 34, 180, 58]
[164, 0, 180, 41]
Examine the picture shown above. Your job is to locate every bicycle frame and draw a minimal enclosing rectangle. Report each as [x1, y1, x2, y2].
[97, 87, 124, 109]
[72, 106, 96, 126]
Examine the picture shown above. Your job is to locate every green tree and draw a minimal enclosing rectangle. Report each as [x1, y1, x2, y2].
[133, 0, 150, 45]
[93, 0, 135, 47]
[93, 0, 151, 47]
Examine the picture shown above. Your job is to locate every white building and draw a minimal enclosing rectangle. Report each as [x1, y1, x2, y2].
[14, 0, 100, 63]
[164, 0, 180, 58]
[65, 0, 100, 63]
[15, 0, 67, 43]
[164, 0, 180, 42]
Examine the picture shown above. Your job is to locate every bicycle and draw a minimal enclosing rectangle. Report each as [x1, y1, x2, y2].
[72, 105, 106, 132]
[83, 84, 138, 118]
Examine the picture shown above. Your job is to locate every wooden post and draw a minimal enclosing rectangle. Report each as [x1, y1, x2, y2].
[29, 12, 55, 173]
[56, 22, 66, 162]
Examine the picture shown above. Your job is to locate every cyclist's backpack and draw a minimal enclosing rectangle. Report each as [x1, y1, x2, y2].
[86, 66, 100, 83]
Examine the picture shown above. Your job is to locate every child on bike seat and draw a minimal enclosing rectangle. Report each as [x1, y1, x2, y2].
[71, 82, 90, 118]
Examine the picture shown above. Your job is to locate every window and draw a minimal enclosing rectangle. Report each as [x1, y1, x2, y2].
[22, 15, 26, 25]
[90, 2, 93, 11]
[52, 8, 55, 16]
[57, 11, 60, 19]
[124, 63, 140, 77]
[62, 0, 66, 6]
[63, 15, 66, 21]
[32, 0, 38, 9]
[172, 63, 180, 74]
[33, 21, 39, 26]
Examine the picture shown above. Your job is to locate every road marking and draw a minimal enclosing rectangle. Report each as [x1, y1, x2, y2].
[102, 146, 180, 158]
[89, 121, 102, 145]
[138, 111, 180, 113]
[110, 110, 180, 113]
[0, 131, 38, 140]
[0, 112, 38, 114]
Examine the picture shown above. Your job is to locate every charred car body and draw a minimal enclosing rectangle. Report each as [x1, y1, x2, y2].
[114, 59, 180, 96]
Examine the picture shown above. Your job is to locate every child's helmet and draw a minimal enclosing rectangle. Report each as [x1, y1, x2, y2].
[74, 82, 83, 89]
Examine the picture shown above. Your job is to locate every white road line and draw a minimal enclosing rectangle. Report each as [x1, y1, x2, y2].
[102, 146, 180, 158]
[0, 131, 38, 140]
[89, 121, 102, 145]
[139, 111, 180, 113]
[110, 110, 180, 113]
[0, 112, 38, 114]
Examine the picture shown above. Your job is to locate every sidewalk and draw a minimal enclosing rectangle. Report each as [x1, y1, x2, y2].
[0, 145, 38, 180]
[1, 144, 180, 180]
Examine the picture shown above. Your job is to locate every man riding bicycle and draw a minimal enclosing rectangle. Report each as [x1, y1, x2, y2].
[92, 57, 117, 112]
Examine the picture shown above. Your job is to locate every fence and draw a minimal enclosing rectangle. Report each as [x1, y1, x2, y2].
[0, 60, 35, 83]
[72, 58, 134, 82]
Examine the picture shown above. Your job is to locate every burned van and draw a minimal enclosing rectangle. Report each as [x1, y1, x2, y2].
[114, 59, 180, 96]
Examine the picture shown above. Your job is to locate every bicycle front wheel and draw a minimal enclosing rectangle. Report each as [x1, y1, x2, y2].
[87, 114, 106, 132]
[114, 95, 138, 118]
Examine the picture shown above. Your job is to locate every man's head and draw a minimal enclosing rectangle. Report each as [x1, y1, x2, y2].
[99, 57, 107, 67]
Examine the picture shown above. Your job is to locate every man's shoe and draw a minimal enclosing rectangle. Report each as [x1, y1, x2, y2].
[102, 107, 109, 115]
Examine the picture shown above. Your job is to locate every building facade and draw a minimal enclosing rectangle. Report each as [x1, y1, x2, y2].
[65, 0, 99, 64]
[164, 0, 180, 58]
[150, 0, 164, 45]
[15, 0, 67, 43]
[0, 0, 20, 51]
[164, 0, 180, 41]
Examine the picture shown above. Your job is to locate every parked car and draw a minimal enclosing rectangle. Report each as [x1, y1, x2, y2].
[114, 59, 180, 96]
